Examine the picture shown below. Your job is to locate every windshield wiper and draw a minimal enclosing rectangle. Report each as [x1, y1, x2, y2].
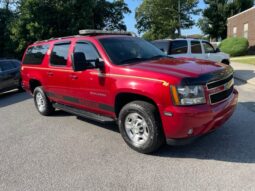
[120, 57, 148, 64]
[148, 55, 170, 60]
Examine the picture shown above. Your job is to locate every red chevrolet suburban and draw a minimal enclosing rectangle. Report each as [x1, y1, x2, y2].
[21, 30, 238, 153]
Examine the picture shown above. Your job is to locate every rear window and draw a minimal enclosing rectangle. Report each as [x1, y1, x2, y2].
[23, 45, 50, 65]
[170, 40, 188, 54]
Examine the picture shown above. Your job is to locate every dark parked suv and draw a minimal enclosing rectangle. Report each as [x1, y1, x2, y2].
[0, 59, 22, 93]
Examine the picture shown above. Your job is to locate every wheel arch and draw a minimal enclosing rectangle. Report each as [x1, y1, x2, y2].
[114, 92, 160, 118]
[29, 79, 42, 94]
[221, 59, 230, 65]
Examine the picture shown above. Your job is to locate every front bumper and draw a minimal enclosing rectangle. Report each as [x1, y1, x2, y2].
[161, 89, 238, 143]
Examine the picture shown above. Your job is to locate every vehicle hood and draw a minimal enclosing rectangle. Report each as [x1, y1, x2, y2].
[217, 52, 230, 59]
[126, 57, 228, 79]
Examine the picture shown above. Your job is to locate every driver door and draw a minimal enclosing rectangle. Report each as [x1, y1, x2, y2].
[202, 41, 220, 62]
[65, 40, 112, 116]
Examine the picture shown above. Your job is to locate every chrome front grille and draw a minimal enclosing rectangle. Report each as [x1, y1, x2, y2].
[207, 74, 234, 105]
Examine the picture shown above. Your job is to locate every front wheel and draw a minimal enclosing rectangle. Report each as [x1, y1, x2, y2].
[118, 101, 165, 154]
[34, 87, 54, 116]
[221, 59, 230, 65]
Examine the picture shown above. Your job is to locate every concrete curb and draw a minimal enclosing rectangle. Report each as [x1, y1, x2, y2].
[231, 62, 255, 87]
[234, 75, 255, 86]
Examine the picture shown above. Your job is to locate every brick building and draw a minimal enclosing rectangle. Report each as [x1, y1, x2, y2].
[227, 6, 255, 47]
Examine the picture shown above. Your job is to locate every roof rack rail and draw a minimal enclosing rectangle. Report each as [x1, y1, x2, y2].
[34, 35, 81, 44]
[79, 29, 136, 37]
[33, 30, 136, 44]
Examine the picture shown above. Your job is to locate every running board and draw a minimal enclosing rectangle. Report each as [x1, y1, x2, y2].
[53, 103, 115, 124]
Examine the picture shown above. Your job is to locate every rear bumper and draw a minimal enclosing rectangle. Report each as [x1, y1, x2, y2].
[21, 81, 31, 93]
[161, 89, 238, 141]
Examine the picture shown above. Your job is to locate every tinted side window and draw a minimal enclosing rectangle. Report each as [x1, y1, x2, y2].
[203, 42, 215, 53]
[50, 43, 71, 66]
[191, 41, 202, 54]
[23, 45, 49, 65]
[74, 42, 100, 67]
[152, 41, 169, 53]
[0, 61, 16, 71]
[170, 40, 188, 54]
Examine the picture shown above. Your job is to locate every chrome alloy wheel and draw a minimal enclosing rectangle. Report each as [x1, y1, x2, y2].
[124, 113, 149, 146]
[35, 92, 45, 112]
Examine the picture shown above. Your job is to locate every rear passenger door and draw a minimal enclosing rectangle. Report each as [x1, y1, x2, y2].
[46, 41, 72, 104]
[169, 40, 188, 58]
[190, 40, 204, 60]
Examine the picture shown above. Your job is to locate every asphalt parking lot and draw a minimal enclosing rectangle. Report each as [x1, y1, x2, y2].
[0, 80, 254, 191]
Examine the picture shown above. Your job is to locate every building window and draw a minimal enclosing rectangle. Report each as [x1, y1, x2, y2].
[233, 27, 237, 37]
[244, 23, 248, 39]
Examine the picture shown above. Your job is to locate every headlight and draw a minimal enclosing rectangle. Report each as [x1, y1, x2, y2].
[171, 85, 206, 105]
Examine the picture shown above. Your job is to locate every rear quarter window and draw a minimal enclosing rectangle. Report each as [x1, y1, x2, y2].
[23, 45, 50, 65]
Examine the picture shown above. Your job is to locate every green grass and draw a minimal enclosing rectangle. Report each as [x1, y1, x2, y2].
[230, 56, 255, 65]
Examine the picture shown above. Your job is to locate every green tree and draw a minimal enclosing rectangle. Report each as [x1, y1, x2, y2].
[0, 1, 18, 57]
[9, 0, 130, 56]
[198, 0, 254, 41]
[135, 0, 200, 40]
[142, 31, 156, 41]
[228, 0, 254, 16]
[93, 0, 131, 31]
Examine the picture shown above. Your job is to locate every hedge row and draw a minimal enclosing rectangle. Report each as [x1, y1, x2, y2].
[219, 37, 249, 57]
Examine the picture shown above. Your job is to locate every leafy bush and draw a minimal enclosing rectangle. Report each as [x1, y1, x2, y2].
[219, 37, 249, 57]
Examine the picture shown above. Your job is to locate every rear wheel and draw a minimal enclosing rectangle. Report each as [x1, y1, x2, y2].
[34, 87, 54, 116]
[118, 101, 164, 154]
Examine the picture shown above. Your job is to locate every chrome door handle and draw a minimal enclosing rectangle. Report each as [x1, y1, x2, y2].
[47, 71, 54, 76]
[69, 74, 78, 80]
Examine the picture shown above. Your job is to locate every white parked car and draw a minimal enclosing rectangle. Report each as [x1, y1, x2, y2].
[152, 39, 230, 65]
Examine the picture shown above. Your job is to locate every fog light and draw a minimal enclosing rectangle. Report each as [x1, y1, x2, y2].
[188, 129, 193, 135]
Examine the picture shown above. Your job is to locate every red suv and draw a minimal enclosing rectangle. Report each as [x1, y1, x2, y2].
[21, 30, 238, 153]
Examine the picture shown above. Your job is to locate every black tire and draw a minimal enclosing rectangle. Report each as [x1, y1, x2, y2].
[118, 101, 165, 154]
[33, 86, 54, 116]
[221, 59, 230, 65]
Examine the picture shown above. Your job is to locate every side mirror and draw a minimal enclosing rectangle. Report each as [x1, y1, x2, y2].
[95, 58, 105, 71]
[215, 48, 221, 53]
[72, 52, 88, 72]
[160, 48, 168, 55]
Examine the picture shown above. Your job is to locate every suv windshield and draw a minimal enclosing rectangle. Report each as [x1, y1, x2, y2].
[99, 37, 166, 65]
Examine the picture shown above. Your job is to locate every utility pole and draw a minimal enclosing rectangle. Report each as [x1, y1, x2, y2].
[178, 0, 181, 37]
